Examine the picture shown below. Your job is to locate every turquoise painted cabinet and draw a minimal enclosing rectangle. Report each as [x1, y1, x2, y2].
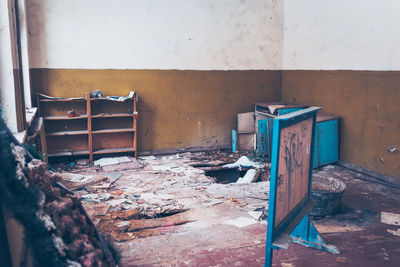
[255, 104, 340, 168]
[313, 115, 339, 168]
[256, 105, 306, 157]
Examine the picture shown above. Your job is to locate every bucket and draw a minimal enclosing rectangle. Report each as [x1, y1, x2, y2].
[310, 175, 346, 218]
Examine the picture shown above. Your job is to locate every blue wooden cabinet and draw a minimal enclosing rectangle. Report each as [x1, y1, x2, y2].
[254, 102, 339, 168]
[255, 103, 307, 158]
[313, 114, 339, 168]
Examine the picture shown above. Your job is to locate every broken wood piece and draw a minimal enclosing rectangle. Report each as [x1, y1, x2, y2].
[69, 177, 108, 190]
[381, 211, 400, 226]
[128, 212, 192, 232]
[110, 232, 134, 242]
[117, 209, 139, 220]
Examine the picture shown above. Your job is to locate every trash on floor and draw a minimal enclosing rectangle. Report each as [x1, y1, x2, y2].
[60, 172, 93, 183]
[387, 228, 400, 236]
[236, 169, 258, 184]
[381, 211, 400, 226]
[81, 193, 112, 202]
[94, 156, 132, 167]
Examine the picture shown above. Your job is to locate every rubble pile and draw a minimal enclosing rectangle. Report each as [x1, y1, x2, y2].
[58, 151, 271, 244]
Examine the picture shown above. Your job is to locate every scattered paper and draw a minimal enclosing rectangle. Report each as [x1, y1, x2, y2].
[94, 157, 119, 167]
[116, 156, 131, 163]
[115, 221, 130, 228]
[139, 155, 156, 160]
[81, 193, 112, 202]
[381, 211, 400, 226]
[247, 211, 263, 220]
[61, 173, 93, 183]
[106, 199, 133, 208]
[103, 172, 123, 181]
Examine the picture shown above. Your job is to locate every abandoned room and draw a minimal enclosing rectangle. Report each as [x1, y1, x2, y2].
[1, 0, 399, 266]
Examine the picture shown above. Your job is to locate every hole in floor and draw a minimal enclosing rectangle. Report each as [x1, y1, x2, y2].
[205, 167, 271, 184]
[141, 209, 189, 219]
[205, 168, 249, 184]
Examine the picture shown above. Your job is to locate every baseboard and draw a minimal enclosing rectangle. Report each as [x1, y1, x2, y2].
[138, 144, 231, 157]
[338, 161, 400, 186]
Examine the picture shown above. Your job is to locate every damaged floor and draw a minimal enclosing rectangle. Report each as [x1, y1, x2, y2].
[56, 151, 400, 267]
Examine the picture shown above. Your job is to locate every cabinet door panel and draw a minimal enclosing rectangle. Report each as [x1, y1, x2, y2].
[317, 120, 339, 167]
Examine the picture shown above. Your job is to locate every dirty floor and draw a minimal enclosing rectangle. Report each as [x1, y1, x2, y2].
[56, 151, 400, 267]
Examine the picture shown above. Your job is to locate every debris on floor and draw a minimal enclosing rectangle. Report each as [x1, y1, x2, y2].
[381, 211, 400, 226]
[57, 150, 270, 246]
[387, 228, 400, 237]
[53, 150, 400, 266]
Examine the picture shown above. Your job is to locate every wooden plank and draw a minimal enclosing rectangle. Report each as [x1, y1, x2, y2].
[237, 112, 254, 132]
[48, 150, 90, 157]
[91, 113, 132, 118]
[275, 118, 313, 227]
[87, 92, 93, 162]
[43, 115, 88, 120]
[39, 98, 85, 102]
[46, 130, 88, 136]
[133, 95, 137, 157]
[39, 119, 48, 163]
[92, 128, 134, 134]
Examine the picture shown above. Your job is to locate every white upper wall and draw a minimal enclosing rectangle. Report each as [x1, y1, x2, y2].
[283, 0, 400, 70]
[27, 0, 282, 70]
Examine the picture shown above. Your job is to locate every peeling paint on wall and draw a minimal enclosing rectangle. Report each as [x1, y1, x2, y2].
[26, 0, 282, 70]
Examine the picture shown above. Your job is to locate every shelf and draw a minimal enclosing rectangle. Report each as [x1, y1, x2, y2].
[90, 97, 134, 101]
[48, 150, 90, 157]
[44, 115, 88, 120]
[92, 128, 134, 134]
[39, 98, 85, 102]
[46, 130, 88, 136]
[38, 92, 137, 162]
[93, 147, 135, 155]
[91, 113, 132, 118]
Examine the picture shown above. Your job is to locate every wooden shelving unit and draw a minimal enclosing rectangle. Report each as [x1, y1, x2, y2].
[37, 92, 138, 162]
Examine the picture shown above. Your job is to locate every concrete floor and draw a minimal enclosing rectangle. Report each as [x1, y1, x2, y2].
[58, 152, 400, 267]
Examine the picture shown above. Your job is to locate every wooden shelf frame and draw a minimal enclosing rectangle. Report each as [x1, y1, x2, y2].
[37, 92, 138, 162]
[44, 115, 88, 120]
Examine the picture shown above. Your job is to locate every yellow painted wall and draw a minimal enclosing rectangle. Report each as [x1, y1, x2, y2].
[282, 70, 400, 178]
[31, 69, 281, 152]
